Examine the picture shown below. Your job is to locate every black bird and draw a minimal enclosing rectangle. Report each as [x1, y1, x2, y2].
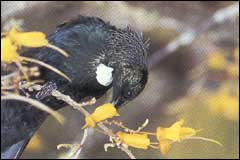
[1, 16, 148, 158]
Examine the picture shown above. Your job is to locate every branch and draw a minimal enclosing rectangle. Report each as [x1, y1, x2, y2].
[50, 89, 136, 159]
[1, 93, 65, 124]
[51, 90, 92, 116]
[74, 128, 89, 158]
[57, 128, 89, 159]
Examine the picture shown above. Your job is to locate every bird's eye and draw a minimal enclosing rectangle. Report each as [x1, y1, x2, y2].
[127, 91, 132, 97]
[123, 91, 132, 99]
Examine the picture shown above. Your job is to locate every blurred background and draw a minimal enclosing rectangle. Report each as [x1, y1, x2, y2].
[1, 1, 239, 159]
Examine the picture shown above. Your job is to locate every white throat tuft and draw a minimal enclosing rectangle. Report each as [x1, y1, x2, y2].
[96, 64, 113, 86]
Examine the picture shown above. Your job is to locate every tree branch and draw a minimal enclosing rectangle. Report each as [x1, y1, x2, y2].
[50, 89, 136, 159]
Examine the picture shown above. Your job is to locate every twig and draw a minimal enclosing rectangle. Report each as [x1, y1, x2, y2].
[58, 128, 89, 159]
[1, 71, 19, 81]
[51, 90, 93, 116]
[50, 89, 136, 159]
[73, 128, 89, 158]
[1, 93, 65, 124]
[119, 144, 136, 159]
[21, 56, 71, 82]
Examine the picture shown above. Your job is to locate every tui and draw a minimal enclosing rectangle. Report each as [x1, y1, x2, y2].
[1, 16, 149, 158]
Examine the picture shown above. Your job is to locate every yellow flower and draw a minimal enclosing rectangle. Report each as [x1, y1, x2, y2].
[156, 119, 196, 142]
[156, 119, 222, 155]
[207, 52, 226, 70]
[1, 28, 71, 81]
[117, 131, 150, 149]
[84, 116, 96, 128]
[8, 27, 48, 48]
[1, 37, 21, 63]
[180, 127, 197, 139]
[159, 140, 171, 155]
[83, 103, 119, 128]
[6, 27, 69, 57]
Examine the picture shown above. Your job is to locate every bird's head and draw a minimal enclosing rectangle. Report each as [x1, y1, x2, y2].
[108, 27, 149, 108]
[112, 65, 148, 108]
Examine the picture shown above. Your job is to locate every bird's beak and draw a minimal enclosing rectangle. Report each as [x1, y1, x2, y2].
[111, 96, 124, 108]
[111, 84, 124, 108]
[111, 69, 126, 108]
